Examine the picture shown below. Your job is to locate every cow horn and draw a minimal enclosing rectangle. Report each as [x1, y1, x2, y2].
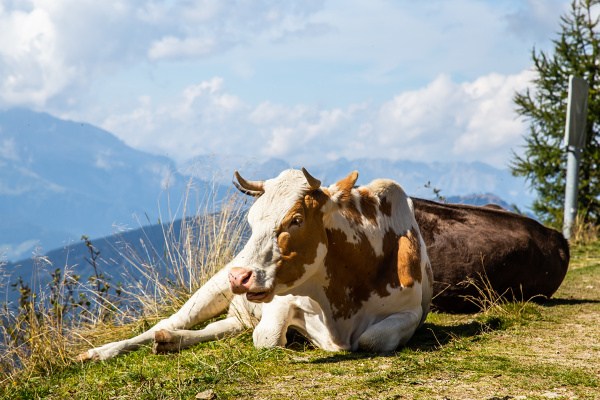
[233, 171, 265, 197]
[301, 167, 321, 190]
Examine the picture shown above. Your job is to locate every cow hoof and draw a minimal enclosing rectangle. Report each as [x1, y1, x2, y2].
[154, 329, 174, 343]
[153, 329, 182, 354]
[153, 341, 182, 354]
[75, 350, 98, 362]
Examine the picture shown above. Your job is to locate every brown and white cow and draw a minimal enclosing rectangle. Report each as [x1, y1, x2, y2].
[412, 198, 570, 312]
[78, 168, 433, 360]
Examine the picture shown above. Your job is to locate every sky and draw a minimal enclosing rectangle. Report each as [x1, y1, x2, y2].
[0, 0, 573, 169]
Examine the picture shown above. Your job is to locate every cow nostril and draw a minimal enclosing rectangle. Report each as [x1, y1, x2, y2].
[241, 272, 251, 285]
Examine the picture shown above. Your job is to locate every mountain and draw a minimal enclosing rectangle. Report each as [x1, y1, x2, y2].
[444, 193, 511, 208]
[0, 108, 226, 260]
[182, 155, 535, 210]
[1, 108, 535, 264]
[2, 192, 517, 304]
[3, 212, 252, 304]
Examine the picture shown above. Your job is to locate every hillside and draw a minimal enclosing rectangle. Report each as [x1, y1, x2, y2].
[0, 108, 225, 260]
[1, 108, 533, 265]
[3, 193, 522, 304]
[2, 240, 598, 399]
[183, 154, 535, 209]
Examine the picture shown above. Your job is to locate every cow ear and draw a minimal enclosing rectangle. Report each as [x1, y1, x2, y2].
[233, 171, 265, 197]
[330, 170, 358, 204]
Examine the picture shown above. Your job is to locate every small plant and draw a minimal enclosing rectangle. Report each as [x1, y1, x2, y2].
[424, 181, 446, 202]
[461, 269, 542, 331]
[569, 213, 600, 245]
[80, 235, 122, 322]
[0, 236, 127, 380]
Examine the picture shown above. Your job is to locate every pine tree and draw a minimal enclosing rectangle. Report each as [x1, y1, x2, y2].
[512, 0, 600, 227]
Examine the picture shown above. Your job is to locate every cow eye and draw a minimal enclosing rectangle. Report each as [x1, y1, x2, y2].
[290, 215, 303, 227]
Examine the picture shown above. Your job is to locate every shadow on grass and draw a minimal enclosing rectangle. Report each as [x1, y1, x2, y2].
[299, 295, 600, 364]
[540, 297, 600, 307]
[406, 320, 490, 351]
[306, 319, 493, 364]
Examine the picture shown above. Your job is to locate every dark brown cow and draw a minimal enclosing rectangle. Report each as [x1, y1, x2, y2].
[412, 198, 570, 312]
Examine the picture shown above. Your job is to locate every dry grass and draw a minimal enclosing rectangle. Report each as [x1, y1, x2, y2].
[1, 243, 598, 399]
[1, 185, 599, 398]
[117, 192, 247, 316]
[0, 184, 247, 383]
[569, 215, 599, 246]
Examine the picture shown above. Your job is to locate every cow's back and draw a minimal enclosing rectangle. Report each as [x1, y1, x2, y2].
[412, 198, 569, 312]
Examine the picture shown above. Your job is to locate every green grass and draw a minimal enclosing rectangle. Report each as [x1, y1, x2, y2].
[2, 240, 600, 400]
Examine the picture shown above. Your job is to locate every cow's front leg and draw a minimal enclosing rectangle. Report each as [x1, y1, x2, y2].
[153, 316, 245, 353]
[252, 297, 295, 348]
[357, 309, 422, 353]
[76, 268, 233, 361]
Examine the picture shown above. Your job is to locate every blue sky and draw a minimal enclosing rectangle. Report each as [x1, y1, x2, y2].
[0, 0, 572, 168]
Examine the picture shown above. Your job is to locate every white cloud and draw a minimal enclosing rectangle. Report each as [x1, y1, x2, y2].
[0, 0, 326, 107]
[99, 70, 533, 169]
[455, 71, 535, 155]
[0, 138, 20, 161]
[102, 77, 248, 159]
[145, 0, 328, 61]
[0, 4, 74, 106]
[374, 70, 535, 167]
[0, 1, 145, 107]
[148, 36, 217, 60]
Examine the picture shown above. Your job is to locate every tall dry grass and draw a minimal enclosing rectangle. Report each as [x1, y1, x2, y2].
[569, 214, 599, 245]
[117, 189, 248, 317]
[0, 183, 248, 383]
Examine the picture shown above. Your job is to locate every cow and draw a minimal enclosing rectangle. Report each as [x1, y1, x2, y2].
[412, 198, 570, 312]
[77, 168, 433, 361]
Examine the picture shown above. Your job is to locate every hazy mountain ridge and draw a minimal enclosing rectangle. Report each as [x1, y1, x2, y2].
[2, 192, 523, 304]
[183, 155, 534, 209]
[1, 108, 533, 262]
[0, 108, 213, 260]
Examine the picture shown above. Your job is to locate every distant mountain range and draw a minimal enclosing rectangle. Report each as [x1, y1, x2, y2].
[181, 154, 534, 210]
[1, 108, 534, 263]
[0, 108, 228, 260]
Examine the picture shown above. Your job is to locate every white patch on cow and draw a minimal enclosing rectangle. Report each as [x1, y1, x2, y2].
[371, 179, 415, 235]
[248, 169, 310, 227]
[327, 183, 343, 203]
[324, 211, 361, 243]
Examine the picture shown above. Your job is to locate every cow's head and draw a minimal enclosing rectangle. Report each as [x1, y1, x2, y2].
[228, 168, 357, 303]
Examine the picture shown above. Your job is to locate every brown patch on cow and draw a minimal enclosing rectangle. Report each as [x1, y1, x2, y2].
[275, 191, 328, 287]
[342, 198, 362, 226]
[333, 171, 358, 204]
[380, 196, 392, 217]
[358, 188, 378, 224]
[323, 226, 418, 320]
[397, 228, 422, 288]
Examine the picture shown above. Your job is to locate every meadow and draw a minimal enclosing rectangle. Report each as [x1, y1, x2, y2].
[0, 207, 598, 400]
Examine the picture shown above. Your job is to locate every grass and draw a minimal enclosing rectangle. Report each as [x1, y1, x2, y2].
[1, 197, 598, 400]
[1, 238, 598, 399]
